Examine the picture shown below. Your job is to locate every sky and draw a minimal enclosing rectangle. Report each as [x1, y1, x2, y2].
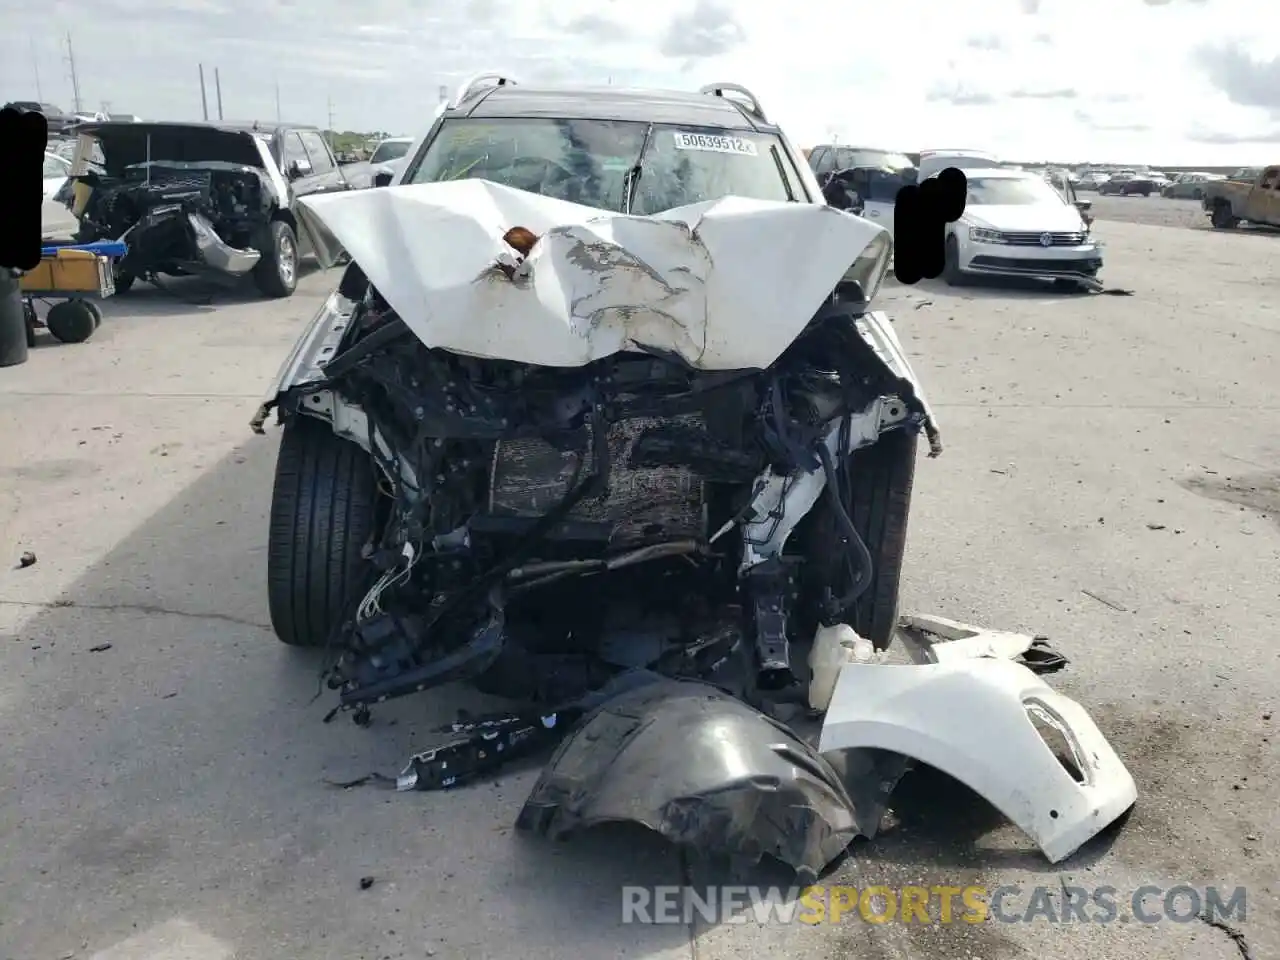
[4, 0, 1280, 165]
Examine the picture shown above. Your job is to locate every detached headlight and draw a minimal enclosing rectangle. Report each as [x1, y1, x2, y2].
[969, 226, 1006, 243]
[843, 231, 892, 304]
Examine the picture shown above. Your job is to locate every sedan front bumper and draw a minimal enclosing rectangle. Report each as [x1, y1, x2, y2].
[959, 235, 1104, 286]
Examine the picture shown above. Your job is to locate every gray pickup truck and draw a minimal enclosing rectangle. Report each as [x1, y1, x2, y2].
[59, 120, 359, 296]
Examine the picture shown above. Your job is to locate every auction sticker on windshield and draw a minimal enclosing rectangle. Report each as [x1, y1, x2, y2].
[672, 132, 758, 156]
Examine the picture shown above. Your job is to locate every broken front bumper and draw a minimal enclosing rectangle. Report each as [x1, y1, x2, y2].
[819, 614, 1138, 864]
[515, 678, 871, 883]
[188, 212, 260, 275]
[125, 207, 260, 278]
[507, 616, 1135, 876]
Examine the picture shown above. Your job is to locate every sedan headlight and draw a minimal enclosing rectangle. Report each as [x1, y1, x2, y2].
[969, 226, 1006, 243]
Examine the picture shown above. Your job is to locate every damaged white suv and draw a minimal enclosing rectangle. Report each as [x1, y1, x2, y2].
[252, 76, 1135, 879]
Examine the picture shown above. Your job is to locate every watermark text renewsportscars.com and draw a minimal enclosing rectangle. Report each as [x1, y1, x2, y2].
[621, 884, 1247, 926]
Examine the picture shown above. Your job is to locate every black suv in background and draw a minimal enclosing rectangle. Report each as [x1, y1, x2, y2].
[1098, 173, 1154, 197]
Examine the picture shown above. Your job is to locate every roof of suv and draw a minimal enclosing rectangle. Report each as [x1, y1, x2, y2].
[450, 84, 775, 133]
[960, 167, 1037, 180]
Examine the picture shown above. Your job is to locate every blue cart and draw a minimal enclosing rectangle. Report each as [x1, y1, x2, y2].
[22, 240, 128, 346]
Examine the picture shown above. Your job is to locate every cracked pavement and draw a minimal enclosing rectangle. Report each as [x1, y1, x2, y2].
[1, 217, 1276, 959]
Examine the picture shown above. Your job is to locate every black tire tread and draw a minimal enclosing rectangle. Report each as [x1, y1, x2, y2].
[267, 416, 378, 647]
[795, 428, 918, 650]
[45, 300, 97, 343]
[845, 429, 918, 647]
[942, 234, 966, 286]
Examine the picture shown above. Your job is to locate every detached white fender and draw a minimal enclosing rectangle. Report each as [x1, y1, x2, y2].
[817, 619, 1137, 864]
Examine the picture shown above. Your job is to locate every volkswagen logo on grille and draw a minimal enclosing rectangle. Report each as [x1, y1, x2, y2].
[1039, 232, 1054, 247]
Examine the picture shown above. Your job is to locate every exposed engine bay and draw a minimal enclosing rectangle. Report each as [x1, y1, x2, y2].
[308, 272, 932, 716]
[254, 181, 1136, 879]
[75, 161, 265, 279]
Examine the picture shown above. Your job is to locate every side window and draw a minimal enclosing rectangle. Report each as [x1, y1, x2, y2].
[282, 132, 311, 173]
[1264, 168, 1280, 191]
[865, 170, 904, 203]
[43, 155, 68, 178]
[811, 147, 832, 175]
[833, 149, 858, 172]
[299, 131, 335, 174]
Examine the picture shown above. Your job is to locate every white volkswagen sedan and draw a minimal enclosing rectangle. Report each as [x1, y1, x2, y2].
[942, 168, 1103, 288]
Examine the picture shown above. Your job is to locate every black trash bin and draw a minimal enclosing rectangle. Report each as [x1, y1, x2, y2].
[0, 268, 29, 367]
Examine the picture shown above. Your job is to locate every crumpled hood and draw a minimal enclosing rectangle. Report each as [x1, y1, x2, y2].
[295, 179, 889, 371]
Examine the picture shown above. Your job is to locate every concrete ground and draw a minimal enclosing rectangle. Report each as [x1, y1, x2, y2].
[43, 198, 79, 240]
[1, 217, 1276, 960]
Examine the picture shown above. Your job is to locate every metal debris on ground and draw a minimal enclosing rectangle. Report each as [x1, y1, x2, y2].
[17, 551, 37, 568]
[1081, 588, 1129, 612]
[87, 643, 113, 653]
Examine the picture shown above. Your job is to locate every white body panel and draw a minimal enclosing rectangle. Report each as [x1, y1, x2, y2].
[295, 178, 889, 371]
[818, 614, 1137, 864]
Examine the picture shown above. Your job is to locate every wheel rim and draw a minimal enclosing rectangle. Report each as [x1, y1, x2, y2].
[278, 234, 296, 286]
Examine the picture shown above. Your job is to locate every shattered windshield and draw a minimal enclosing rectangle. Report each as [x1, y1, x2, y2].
[966, 176, 1066, 206]
[370, 140, 412, 164]
[406, 117, 798, 213]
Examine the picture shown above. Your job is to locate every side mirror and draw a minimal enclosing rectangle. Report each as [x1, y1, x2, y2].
[373, 169, 394, 188]
[287, 160, 311, 181]
[1074, 199, 1092, 213]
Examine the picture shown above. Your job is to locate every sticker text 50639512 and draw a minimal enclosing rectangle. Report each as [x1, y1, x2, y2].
[672, 132, 759, 156]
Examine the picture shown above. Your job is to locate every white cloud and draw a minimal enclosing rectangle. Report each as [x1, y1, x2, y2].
[2, 0, 1277, 163]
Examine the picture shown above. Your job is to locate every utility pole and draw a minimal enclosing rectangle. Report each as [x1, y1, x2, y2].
[326, 95, 335, 149]
[65, 33, 82, 113]
[31, 39, 43, 100]
[275, 80, 282, 122]
[198, 64, 209, 120]
[214, 68, 224, 121]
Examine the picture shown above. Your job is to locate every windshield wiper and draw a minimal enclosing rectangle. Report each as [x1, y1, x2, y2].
[622, 123, 655, 214]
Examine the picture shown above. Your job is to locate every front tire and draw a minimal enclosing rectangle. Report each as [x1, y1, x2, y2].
[1210, 201, 1238, 230]
[942, 234, 967, 286]
[254, 220, 299, 299]
[797, 429, 918, 649]
[267, 416, 380, 648]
